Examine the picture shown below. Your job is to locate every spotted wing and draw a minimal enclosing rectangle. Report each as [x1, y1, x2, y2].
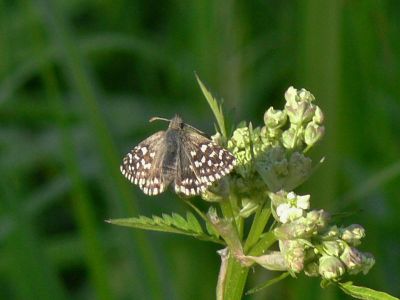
[174, 132, 236, 196]
[120, 131, 169, 196]
[174, 145, 209, 196]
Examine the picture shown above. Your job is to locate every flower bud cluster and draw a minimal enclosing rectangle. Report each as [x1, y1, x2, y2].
[205, 86, 374, 286]
[226, 122, 257, 178]
[226, 87, 321, 197]
[268, 191, 374, 281]
[283, 87, 325, 149]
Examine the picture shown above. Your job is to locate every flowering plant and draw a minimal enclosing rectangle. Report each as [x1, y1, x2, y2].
[109, 77, 397, 300]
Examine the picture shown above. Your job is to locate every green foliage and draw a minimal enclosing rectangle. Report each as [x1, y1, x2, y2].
[196, 74, 228, 139]
[110, 86, 391, 300]
[339, 282, 400, 300]
[107, 212, 223, 244]
[1, 1, 400, 300]
[245, 272, 290, 295]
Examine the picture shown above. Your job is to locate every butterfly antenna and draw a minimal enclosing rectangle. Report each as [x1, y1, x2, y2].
[149, 117, 170, 123]
[184, 123, 206, 136]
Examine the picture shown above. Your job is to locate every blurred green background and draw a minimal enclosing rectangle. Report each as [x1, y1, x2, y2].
[1, 0, 399, 299]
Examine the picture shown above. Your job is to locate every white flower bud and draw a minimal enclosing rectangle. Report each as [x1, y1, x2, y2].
[276, 203, 303, 223]
[264, 107, 287, 129]
[285, 86, 298, 105]
[322, 240, 342, 257]
[340, 246, 363, 270]
[306, 210, 330, 230]
[339, 246, 375, 275]
[285, 87, 316, 125]
[321, 225, 340, 240]
[304, 122, 325, 146]
[268, 190, 288, 206]
[341, 224, 365, 246]
[313, 106, 324, 124]
[298, 88, 315, 102]
[296, 194, 310, 210]
[319, 256, 345, 280]
[279, 240, 308, 273]
[282, 127, 299, 149]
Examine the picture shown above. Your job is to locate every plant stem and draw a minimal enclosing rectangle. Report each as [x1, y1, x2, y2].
[216, 195, 277, 299]
[217, 231, 277, 299]
[217, 251, 250, 300]
[244, 205, 271, 252]
[216, 196, 248, 299]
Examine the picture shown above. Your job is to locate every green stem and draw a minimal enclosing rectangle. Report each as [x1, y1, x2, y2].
[217, 231, 277, 299]
[248, 231, 277, 256]
[218, 253, 250, 300]
[220, 198, 241, 238]
[185, 200, 211, 225]
[245, 272, 290, 295]
[244, 205, 271, 252]
[216, 196, 247, 300]
[217, 198, 274, 299]
[291, 123, 302, 149]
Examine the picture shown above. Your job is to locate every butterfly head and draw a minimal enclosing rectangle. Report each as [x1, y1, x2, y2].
[149, 115, 184, 130]
[168, 114, 184, 130]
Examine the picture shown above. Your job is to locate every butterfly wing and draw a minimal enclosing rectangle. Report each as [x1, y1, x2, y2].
[120, 131, 170, 195]
[174, 131, 236, 196]
[174, 144, 209, 196]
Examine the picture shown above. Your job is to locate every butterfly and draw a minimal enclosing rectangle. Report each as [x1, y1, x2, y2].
[120, 115, 236, 196]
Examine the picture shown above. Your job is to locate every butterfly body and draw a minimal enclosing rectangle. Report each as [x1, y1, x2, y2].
[162, 128, 179, 178]
[120, 115, 236, 196]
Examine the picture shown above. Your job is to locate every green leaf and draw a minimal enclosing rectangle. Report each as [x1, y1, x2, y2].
[339, 282, 399, 300]
[186, 212, 203, 234]
[195, 74, 227, 139]
[106, 213, 224, 244]
[204, 218, 219, 238]
[246, 272, 290, 295]
[171, 213, 188, 230]
[161, 213, 173, 225]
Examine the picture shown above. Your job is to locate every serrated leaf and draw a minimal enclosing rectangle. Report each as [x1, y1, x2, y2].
[186, 212, 202, 234]
[339, 282, 399, 300]
[140, 216, 152, 223]
[153, 215, 163, 225]
[107, 213, 224, 244]
[161, 213, 173, 225]
[171, 213, 188, 230]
